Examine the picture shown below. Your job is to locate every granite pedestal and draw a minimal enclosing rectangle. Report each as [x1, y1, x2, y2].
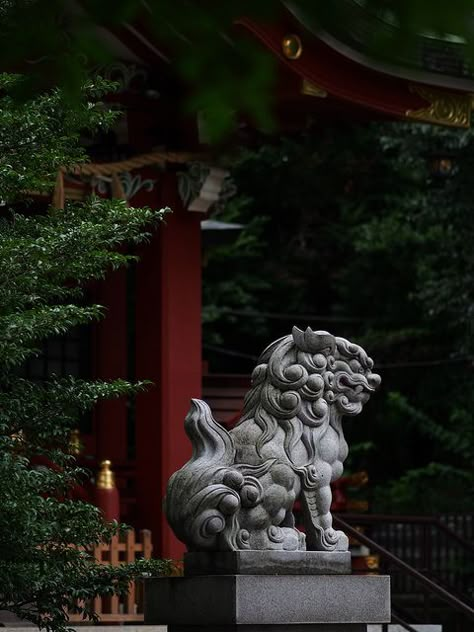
[145, 552, 391, 632]
[184, 551, 352, 576]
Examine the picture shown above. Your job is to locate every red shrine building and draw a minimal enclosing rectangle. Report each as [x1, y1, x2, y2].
[33, 3, 474, 560]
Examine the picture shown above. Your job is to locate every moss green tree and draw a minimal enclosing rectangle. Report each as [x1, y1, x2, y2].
[0, 74, 171, 631]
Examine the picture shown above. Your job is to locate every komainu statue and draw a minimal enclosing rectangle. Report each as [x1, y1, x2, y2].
[165, 327, 381, 553]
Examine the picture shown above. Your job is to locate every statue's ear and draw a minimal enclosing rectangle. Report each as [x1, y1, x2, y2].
[292, 326, 335, 354]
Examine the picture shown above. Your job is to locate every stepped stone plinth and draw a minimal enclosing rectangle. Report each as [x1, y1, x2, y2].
[145, 328, 391, 632]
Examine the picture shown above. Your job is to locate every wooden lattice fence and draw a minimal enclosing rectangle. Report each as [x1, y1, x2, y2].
[69, 529, 152, 623]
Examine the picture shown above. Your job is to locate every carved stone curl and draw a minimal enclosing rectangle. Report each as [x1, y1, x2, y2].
[165, 327, 381, 552]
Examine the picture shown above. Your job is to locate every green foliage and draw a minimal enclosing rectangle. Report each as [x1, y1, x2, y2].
[387, 392, 473, 465]
[373, 463, 472, 514]
[375, 391, 474, 513]
[204, 122, 474, 511]
[202, 197, 270, 346]
[0, 199, 161, 369]
[349, 125, 474, 354]
[0, 76, 168, 631]
[0, 1, 278, 138]
[0, 74, 117, 203]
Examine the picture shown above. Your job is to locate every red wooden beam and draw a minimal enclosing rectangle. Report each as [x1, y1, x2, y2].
[237, 18, 432, 119]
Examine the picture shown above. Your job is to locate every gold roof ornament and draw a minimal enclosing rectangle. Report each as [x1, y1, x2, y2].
[282, 34, 303, 60]
[406, 85, 472, 128]
[97, 459, 116, 490]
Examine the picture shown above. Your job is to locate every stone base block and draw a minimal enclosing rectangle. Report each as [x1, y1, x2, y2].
[145, 575, 391, 626]
[184, 551, 352, 576]
[169, 625, 368, 632]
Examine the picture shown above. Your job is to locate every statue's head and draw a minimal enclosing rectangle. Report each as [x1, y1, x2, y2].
[291, 326, 381, 416]
[239, 326, 381, 459]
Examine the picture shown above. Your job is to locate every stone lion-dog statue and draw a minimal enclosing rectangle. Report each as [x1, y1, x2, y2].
[165, 327, 381, 552]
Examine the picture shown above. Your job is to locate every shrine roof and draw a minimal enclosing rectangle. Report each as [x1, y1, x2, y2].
[285, 0, 474, 91]
[101, 2, 474, 129]
[236, 3, 474, 128]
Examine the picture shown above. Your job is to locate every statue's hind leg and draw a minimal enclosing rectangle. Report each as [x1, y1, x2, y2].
[301, 484, 349, 551]
[238, 462, 306, 550]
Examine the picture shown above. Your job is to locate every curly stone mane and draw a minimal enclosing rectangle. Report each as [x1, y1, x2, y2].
[236, 327, 378, 466]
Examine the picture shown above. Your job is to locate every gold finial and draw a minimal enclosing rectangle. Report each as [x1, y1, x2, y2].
[282, 34, 303, 60]
[97, 460, 116, 490]
[69, 429, 81, 455]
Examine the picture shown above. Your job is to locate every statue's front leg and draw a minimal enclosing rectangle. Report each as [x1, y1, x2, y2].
[301, 484, 349, 551]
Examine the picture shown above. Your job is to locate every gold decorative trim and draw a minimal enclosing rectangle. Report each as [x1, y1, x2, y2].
[282, 34, 303, 60]
[301, 79, 327, 98]
[406, 85, 471, 128]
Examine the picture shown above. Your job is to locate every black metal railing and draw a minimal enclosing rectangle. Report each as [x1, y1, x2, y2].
[334, 514, 474, 631]
[338, 513, 473, 598]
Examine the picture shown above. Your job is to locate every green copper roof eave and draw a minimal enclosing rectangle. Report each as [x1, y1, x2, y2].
[284, 0, 474, 92]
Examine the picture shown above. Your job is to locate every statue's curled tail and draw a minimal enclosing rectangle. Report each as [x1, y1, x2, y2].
[165, 399, 242, 551]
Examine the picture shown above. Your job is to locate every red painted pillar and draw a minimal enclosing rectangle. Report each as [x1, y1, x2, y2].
[135, 171, 201, 560]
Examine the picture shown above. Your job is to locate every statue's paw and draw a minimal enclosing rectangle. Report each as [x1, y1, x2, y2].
[246, 525, 304, 551]
[322, 528, 348, 551]
[280, 526, 305, 551]
[332, 529, 349, 551]
[308, 527, 349, 552]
